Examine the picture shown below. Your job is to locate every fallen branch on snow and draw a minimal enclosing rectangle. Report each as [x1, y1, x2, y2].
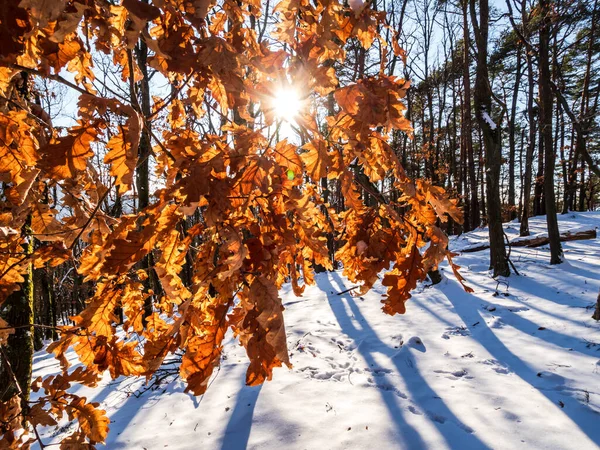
[460, 229, 597, 253]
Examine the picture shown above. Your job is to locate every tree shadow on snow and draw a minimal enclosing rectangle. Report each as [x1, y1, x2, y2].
[321, 272, 490, 449]
[437, 278, 600, 446]
[219, 383, 262, 450]
[457, 278, 600, 358]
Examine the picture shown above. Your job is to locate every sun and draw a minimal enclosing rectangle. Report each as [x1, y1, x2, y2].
[272, 88, 303, 123]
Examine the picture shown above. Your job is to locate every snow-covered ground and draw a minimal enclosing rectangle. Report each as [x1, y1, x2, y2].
[33, 212, 600, 449]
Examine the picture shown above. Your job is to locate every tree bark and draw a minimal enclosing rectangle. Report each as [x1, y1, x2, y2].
[539, 0, 563, 264]
[462, 0, 480, 231]
[593, 290, 600, 321]
[0, 73, 35, 409]
[508, 45, 523, 220]
[0, 219, 34, 407]
[471, 0, 510, 276]
[520, 0, 537, 236]
[132, 11, 157, 323]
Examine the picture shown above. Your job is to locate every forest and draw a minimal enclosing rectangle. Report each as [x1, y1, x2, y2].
[0, 0, 599, 448]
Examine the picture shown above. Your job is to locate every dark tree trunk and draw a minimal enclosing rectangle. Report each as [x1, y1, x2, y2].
[462, 0, 480, 231]
[508, 45, 523, 220]
[533, 129, 545, 217]
[593, 290, 600, 321]
[518, 126, 525, 220]
[477, 129, 486, 222]
[0, 219, 34, 407]
[520, 31, 537, 236]
[0, 73, 35, 409]
[471, 0, 510, 277]
[578, 166, 586, 211]
[539, 0, 563, 264]
[559, 104, 569, 214]
[132, 16, 158, 323]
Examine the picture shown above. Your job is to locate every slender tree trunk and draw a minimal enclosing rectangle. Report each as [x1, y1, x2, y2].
[520, 3, 537, 236]
[567, 132, 578, 211]
[539, 0, 563, 264]
[508, 46, 523, 220]
[559, 105, 569, 214]
[0, 218, 34, 406]
[478, 129, 486, 222]
[459, 82, 471, 229]
[43, 267, 57, 341]
[578, 167, 586, 211]
[518, 126, 525, 220]
[471, 0, 510, 276]
[133, 17, 157, 323]
[0, 73, 35, 409]
[573, 0, 598, 213]
[533, 131, 545, 216]
[462, 0, 480, 230]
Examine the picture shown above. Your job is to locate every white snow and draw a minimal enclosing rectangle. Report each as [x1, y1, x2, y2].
[32, 212, 600, 449]
[482, 111, 497, 130]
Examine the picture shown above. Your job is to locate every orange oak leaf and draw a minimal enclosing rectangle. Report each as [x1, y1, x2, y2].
[301, 139, 331, 183]
[39, 124, 98, 180]
[381, 244, 425, 315]
[67, 397, 110, 444]
[104, 125, 138, 192]
[237, 276, 291, 386]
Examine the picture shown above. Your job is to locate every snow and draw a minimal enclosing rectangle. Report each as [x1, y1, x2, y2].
[481, 111, 497, 130]
[32, 212, 600, 449]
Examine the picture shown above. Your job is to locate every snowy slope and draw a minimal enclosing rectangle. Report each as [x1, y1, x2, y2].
[32, 212, 600, 450]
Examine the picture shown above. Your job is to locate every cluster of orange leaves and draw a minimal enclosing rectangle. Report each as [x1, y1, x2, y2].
[0, 0, 470, 447]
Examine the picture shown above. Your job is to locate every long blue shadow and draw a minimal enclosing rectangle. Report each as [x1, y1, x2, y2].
[95, 374, 196, 448]
[449, 278, 600, 358]
[438, 278, 600, 446]
[456, 277, 598, 329]
[220, 384, 262, 450]
[322, 272, 489, 449]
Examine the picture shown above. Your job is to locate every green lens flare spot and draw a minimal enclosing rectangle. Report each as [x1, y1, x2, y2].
[287, 169, 295, 180]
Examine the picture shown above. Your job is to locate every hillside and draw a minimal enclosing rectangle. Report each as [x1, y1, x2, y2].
[33, 212, 600, 450]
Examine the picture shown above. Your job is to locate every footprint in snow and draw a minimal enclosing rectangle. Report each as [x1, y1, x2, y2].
[434, 368, 472, 380]
[372, 381, 407, 399]
[406, 336, 426, 351]
[534, 370, 566, 389]
[479, 359, 511, 374]
[366, 367, 392, 377]
[488, 317, 505, 329]
[294, 332, 359, 382]
[441, 327, 470, 339]
[424, 411, 475, 434]
[502, 410, 521, 422]
[407, 405, 423, 415]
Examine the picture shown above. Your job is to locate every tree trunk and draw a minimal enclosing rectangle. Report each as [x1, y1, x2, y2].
[471, 0, 510, 277]
[132, 16, 157, 323]
[0, 73, 36, 409]
[462, 0, 480, 231]
[520, 1, 537, 236]
[508, 45, 523, 220]
[593, 290, 600, 321]
[0, 219, 34, 407]
[539, 0, 563, 264]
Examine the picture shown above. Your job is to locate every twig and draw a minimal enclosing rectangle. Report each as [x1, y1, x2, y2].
[337, 286, 359, 295]
[8, 64, 91, 97]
